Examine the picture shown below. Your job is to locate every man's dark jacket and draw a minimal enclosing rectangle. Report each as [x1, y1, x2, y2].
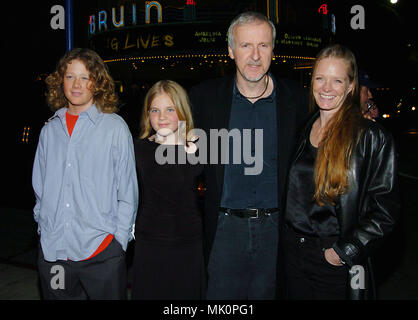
[188, 75, 309, 264]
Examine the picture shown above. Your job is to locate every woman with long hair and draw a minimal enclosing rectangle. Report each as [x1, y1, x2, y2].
[282, 44, 399, 299]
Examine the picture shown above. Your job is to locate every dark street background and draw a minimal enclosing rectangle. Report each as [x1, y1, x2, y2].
[1, 0, 417, 300]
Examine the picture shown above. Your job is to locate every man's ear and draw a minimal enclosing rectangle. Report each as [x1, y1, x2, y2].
[228, 46, 235, 60]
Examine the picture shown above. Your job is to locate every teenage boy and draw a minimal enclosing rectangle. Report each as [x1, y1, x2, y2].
[32, 48, 138, 299]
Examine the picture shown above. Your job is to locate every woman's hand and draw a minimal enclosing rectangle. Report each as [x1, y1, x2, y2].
[324, 248, 344, 266]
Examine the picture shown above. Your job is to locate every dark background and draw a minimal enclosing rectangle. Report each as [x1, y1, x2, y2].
[2, 0, 417, 217]
[1, 0, 417, 299]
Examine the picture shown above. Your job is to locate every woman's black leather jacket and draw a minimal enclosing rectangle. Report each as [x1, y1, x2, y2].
[289, 112, 400, 298]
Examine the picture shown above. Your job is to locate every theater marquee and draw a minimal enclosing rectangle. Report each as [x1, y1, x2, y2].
[87, 1, 323, 61]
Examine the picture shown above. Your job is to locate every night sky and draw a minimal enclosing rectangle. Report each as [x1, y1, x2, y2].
[5, 1, 417, 94]
[2, 0, 416, 208]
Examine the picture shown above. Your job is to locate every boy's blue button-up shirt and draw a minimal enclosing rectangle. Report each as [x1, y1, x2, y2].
[32, 105, 138, 262]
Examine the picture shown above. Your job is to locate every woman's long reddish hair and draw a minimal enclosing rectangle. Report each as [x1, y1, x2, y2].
[310, 44, 365, 206]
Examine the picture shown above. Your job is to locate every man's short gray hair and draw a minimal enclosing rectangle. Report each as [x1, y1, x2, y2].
[227, 12, 276, 49]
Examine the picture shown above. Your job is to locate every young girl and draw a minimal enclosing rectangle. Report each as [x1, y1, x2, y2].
[131, 80, 205, 300]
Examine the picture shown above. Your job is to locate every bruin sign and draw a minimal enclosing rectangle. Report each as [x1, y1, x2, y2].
[89, 2, 164, 36]
[87, 1, 197, 36]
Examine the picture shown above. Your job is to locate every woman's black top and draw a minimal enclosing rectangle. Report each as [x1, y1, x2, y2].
[284, 136, 340, 238]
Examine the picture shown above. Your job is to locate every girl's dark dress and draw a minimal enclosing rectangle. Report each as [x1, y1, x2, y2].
[131, 138, 205, 300]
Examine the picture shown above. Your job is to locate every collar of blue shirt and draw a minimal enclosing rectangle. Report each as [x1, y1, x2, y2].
[55, 104, 102, 125]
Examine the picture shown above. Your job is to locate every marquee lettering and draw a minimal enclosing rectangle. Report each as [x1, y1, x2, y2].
[89, 2, 164, 36]
[112, 6, 124, 28]
[106, 32, 174, 52]
[145, 1, 162, 24]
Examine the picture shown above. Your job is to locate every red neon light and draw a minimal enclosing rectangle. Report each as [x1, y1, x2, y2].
[186, 0, 196, 5]
[318, 4, 328, 14]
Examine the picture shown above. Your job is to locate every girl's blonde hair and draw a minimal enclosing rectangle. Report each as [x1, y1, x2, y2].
[140, 80, 194, 139]
[45, 48, 118, 113]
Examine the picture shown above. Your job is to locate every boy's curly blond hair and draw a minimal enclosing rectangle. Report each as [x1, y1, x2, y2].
[45, 48, 118, 113]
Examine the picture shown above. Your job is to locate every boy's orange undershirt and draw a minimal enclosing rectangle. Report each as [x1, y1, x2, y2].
[66, 111, 79, 137]
[66, 111, 114, 261]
